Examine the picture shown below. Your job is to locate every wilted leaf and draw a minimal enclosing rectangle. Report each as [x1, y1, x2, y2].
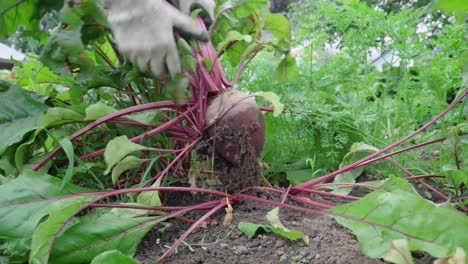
[238, 207, 309, 244]
[265, 207, 309, 244]
[237, 222, 309, 244]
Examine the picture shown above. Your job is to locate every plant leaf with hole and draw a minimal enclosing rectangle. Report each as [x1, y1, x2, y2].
[104, 136, 145, 174]
[330, 189, 468, 260]
[0, 81, 48, 153]
[253, 91, 284, 117]
[91, 250, 141, 264]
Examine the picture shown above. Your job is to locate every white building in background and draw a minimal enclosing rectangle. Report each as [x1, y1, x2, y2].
[0, 43, 25, 70]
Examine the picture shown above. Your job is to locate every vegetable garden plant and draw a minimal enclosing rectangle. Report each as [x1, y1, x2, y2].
[0, 0, 467, 263]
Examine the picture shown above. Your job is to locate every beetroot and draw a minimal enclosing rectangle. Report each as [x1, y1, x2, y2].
[206, 90, 265, 166]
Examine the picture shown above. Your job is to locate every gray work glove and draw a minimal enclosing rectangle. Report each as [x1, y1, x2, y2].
[106, 0, 215, 78]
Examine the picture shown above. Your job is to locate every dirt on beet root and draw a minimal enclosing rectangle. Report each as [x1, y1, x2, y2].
[196, 124, 262, 193]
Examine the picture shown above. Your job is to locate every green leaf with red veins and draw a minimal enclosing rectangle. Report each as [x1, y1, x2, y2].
[330, 190, 468, 260]
[49, 211, 157, 264]
[30, 195, 98, 264]
[0, 170, 92, 240]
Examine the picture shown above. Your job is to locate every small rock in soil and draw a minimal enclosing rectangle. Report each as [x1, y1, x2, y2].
[275, 240, 285, 248]
[233, 245, 249, 255]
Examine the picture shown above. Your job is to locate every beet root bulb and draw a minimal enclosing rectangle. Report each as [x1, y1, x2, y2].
[206, 90, 265, 166]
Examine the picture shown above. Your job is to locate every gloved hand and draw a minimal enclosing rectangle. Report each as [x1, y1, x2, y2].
[106, 0, 215, 78]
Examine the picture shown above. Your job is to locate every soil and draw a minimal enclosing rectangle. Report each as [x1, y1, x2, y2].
[135, 190, 435, 264]
[196, 124, 262, 193]
[135, 191, 386, 264]
[134, 126, 436, 263]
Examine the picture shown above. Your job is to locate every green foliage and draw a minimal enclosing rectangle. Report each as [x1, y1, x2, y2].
[111, 156, 145, 184]
[332, 142, 379, 195]
[0, 81, 48, 153]
[0, 171, 91, 260]
[0, 171, 90, 239]
[30, 196, 97, 264]
[0, 1, 295, 261]
[104, 136, 146, 175]
[212, 0, 297, 81]
[435, 0, 468, 24]
[232, 0, 466, 184]
[0, 0, 466, 262]
[330, 178, 468, 260]
[253, 91, 285, 116]
[0, 1, 62, 39]
[48, 210, 156, 264]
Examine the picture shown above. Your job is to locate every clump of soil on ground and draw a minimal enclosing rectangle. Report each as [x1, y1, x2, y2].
[196, 124, 262, 193]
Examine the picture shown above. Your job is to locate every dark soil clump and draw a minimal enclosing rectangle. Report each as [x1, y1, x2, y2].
[197, 124, 262, 193]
